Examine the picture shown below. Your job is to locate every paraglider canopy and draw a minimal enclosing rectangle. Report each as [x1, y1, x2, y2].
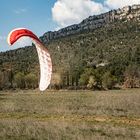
[7, 28, 52, 91]
[7, 28, 41, 45]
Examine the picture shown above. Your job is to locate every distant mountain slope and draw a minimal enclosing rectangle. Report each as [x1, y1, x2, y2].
[0, 5, 140, 89]
[40, 5, 140, 44]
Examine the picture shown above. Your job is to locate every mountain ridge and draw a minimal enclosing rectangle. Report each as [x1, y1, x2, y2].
[0, 4, 140, 90]
[40, 4, 140, 44]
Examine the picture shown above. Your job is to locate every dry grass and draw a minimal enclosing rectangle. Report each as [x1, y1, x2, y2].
[0, 89, 140, 140]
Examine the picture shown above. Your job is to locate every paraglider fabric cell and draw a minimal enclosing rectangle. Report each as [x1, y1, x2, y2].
[7, 28, 52, 91]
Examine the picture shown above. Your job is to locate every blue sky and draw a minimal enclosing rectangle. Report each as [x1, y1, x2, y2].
[0, 0, 57, 51]
[0, 0, 139, 52]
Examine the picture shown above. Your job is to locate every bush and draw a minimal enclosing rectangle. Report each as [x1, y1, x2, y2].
[102, 72, 117, 89]
[123, 65, 140, 88]
[79, 68, 93, 86]
[79, 68, 103, 90]
[14, 72, 25, 89]
[25, 73, 38, 89]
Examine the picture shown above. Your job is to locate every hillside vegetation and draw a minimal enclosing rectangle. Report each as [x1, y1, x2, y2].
[0, 7, 140, 90]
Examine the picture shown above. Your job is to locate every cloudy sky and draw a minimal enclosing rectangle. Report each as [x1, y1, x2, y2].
[0, 0, 140, 51]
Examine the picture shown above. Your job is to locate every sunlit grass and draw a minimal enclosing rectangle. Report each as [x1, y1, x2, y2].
[0, 89, 140, 139]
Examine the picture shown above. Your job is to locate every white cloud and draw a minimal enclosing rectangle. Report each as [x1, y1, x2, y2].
[52, 0, 140, 28]
[52, 0, 108, 28]
[13, 8, 27, 14]
[105, 0, 140, 9]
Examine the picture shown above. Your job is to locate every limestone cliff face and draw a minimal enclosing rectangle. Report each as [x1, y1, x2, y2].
[40, 5, 140, 44]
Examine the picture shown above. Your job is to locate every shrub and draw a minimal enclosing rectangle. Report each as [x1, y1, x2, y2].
[25, 73, 38, 89]
[102, 72, 117, 89]
[14, 72, 25, 89]
[123, 65, 140, 88]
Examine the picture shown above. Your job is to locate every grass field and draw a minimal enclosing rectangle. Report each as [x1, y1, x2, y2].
[0, 89, 140, 140]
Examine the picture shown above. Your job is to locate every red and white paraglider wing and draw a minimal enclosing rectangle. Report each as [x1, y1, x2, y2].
[7, 28, 52, 91]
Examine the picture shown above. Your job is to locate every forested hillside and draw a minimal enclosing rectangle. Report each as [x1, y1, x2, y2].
[47, 20, 140, 89]
[0, 5, 140, 90]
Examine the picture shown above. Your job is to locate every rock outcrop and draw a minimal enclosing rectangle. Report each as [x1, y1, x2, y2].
[40, 5, 140, 44]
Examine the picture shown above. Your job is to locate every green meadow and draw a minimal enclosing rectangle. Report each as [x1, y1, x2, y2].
[0, 89, 140, 140]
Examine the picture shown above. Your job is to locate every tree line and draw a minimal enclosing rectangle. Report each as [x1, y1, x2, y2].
[0, 19, 139, 90]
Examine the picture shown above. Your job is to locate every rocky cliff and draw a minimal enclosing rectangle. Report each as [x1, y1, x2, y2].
[40, 4, 140, 44]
